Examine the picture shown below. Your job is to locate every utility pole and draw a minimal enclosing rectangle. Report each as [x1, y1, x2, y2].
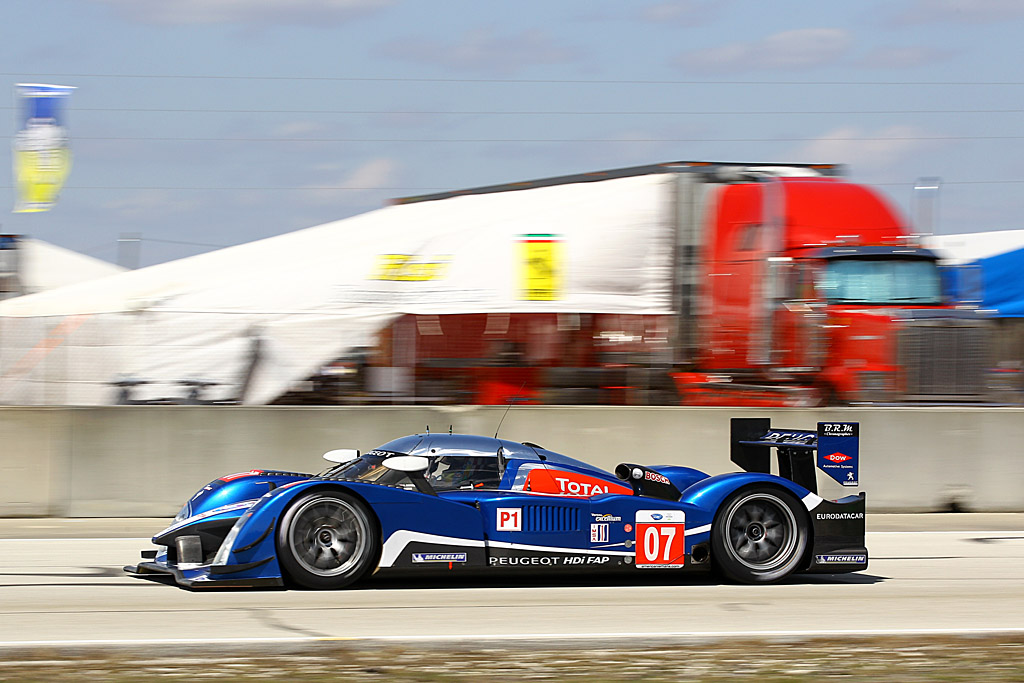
[117, 233, 141, 269]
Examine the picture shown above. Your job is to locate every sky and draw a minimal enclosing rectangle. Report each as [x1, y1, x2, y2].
[2, 0, 1023, 267]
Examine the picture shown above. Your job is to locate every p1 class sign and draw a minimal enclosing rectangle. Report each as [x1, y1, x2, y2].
[817, 422, 859, 487]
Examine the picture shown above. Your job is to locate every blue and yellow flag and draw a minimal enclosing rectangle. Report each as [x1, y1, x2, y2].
[13, 84, 76, 213]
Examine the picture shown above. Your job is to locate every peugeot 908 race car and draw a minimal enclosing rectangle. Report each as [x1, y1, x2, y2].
[125, 418, 867, 589]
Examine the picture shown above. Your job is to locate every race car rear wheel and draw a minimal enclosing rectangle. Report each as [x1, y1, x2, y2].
[711, 486, 808, 584]
[277, 491, 380, 590]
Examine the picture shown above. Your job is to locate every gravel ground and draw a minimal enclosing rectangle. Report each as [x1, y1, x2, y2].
[1, 635, 1023, 682]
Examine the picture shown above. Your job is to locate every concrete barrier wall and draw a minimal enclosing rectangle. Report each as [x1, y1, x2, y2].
[1, 405, 1022, 516]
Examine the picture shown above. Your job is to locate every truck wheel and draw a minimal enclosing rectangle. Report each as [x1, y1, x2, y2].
[277, 491, 380, 590]
[711, 486, 808, 584]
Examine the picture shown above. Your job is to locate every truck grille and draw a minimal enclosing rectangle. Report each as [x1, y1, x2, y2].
[898, 323, 989, 396]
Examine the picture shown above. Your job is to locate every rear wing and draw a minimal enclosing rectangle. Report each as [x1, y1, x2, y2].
[730, 418, 859, 494]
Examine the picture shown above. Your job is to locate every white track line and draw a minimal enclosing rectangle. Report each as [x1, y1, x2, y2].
[4, 627, 1024, 649]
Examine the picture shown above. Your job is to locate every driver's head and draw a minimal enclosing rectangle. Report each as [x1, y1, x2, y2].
[430, 456, 475, 485]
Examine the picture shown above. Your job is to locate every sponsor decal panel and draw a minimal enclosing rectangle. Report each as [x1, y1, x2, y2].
[591, 523, 609, 543]
[592, 513, 622, 522]
[488, 555, 612, 567]
[412, 552, 467, 563]
[219, 470, 264, 482]
[518, 234, 563, 301]
[817, 422, 859, 487]
[644, 471, 671, 485]
[635, 510, 685, 569]
[816, 512, 865, 520]
[370, 254, 452, 281]
[815, 554, 867, 565]
[763, 430, 816, 444]
[496, 508, 522, 531]
[522, 468, 631, 498]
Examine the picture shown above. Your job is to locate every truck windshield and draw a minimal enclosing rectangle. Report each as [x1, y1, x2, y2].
[820, 257, 942, 305]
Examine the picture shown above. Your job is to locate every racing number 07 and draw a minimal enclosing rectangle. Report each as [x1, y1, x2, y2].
[636, 510, 685, 568]
[644, 525, 677, 562]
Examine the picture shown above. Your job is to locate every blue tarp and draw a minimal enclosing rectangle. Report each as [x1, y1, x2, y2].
[979, 246, 1024, 317]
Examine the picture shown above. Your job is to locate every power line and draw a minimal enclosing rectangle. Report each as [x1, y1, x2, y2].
[5, 106, 1024, 115]
[5, 72, 1024, 86]
[4, 180, 1023, 192]
[6, 134, 1019, 143]
[142, 237, 233, 248]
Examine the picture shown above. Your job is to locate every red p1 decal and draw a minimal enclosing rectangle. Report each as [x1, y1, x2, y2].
[496, 507, 522, 531]
[635, 510, 685, 568]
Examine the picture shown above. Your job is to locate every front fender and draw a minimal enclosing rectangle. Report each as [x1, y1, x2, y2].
[214, 480, 488, 579]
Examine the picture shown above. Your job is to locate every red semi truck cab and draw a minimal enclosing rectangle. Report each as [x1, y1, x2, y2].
[686, 175, 991, 405]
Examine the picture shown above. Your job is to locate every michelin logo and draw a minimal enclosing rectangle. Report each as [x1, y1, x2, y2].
[815, 554, 867, 564]
[412, 552, 467, 563]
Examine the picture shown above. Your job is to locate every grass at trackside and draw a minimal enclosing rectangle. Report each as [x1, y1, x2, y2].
[1, 636, 1024, 681]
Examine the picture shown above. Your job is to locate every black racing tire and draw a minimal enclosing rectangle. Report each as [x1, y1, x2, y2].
[711, 486, 808, 584]
[276, 490, 381, 590]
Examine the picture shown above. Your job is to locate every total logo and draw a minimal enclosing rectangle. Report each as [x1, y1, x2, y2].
[555, 477, 611, 497]
[824, 452, 852, 463]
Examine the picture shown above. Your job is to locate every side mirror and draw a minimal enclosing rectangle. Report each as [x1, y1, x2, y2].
[382, 455, 431, 473]
[323, 448, 359, 464]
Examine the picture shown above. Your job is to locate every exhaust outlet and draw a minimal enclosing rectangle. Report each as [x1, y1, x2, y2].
[690, 543, 710, 565]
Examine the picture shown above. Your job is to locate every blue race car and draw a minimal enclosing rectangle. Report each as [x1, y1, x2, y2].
[125, 418, 867, 589]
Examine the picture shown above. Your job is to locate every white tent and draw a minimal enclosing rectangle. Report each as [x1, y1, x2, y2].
[3, 237, 125, 295]
[0, 174, 675, 405]
[925, 229, 1024, 264]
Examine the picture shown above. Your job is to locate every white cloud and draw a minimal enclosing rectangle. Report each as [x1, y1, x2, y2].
[378, 28, 581, 75]
[640, 1, 720, 26]
[102, 190, 203, 219]
[675, 28, 852, 73]
[857, 46, 955, 69]
[299, 157, 402, 206]
[93, 0, 394, 26]
[339, 157, 400, 188]
[271, 121, 333, 138]
[893, 0, 1024, 25]
[786, 125, 943, 172]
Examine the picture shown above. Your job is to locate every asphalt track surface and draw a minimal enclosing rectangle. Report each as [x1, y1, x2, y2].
[1, 514, 1024, 649]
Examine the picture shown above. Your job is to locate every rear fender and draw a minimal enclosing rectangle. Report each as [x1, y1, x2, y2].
[680, 472, 815, 517]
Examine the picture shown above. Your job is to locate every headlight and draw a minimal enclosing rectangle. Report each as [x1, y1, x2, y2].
[173, 501, 191, 523]
[212, 512, 250, 566]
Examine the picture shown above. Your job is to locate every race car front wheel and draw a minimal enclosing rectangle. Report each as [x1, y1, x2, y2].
[711, 486, 808, 584]
[277, 491, 380, 590]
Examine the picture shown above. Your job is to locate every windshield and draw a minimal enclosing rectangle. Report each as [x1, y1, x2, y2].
[326, 451, 413, 488]
[324, 450, 502, 491]
[819, 257, 943, 305]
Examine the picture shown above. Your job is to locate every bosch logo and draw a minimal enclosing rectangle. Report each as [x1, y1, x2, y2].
[825, 453, 851, 463]
[644, 471, 671, 485]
